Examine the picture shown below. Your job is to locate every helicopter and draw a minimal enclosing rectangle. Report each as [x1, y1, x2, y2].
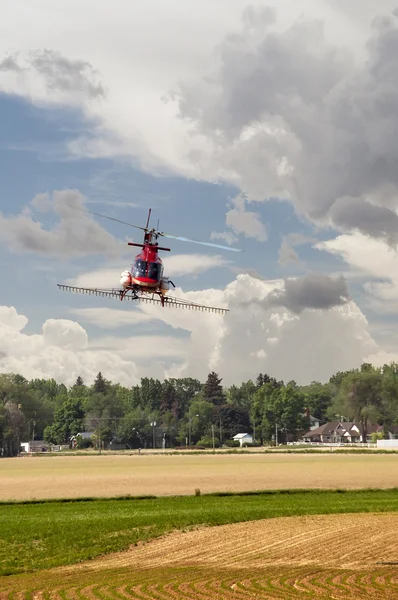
[58, 208, 241, 314]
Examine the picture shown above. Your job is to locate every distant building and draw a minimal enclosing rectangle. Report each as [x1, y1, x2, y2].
[20, 440, 48, 453]
[70, 432, 95, 448]
[303, 421, 390, 443]
[233, 433, 253, 447]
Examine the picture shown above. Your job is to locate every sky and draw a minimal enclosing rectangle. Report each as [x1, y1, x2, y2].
[1, 0, 398, 387]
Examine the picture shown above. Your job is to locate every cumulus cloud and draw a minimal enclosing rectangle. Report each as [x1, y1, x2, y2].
[278, 233, 318, 266]
[69, 307, 155, 328]
[165, 253, 231, 277]
[317, 231, 398, 313]
[0, 306, 138, 387]
[224, 195, 267, 242]
[0, 189, 124, 258]
[218, 275, 378, 384]
[174, 6, 398, 245]
[66, 267, 125, 289]
[0, 49, 105, 102]
[0, 269, 394, 385]
[231, 273, 349, 314]
[210, 231, 239, 246]
[268, 273, 349, 313]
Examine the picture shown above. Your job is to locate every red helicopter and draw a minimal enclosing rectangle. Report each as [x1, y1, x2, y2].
[58, 208, 241, 314]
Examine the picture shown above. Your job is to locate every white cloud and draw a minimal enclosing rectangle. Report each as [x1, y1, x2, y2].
[0, 190, 124, 258]
[173, 3, 398, 245]
[0, 1, 387, 176]
[165, 254, 231, 277]
[224, 195, 267, 242]
[66, 268, 125, 289]
[1, 273, 390, 387]
[90, 335, 187, 360]
[69, 307, 155, 328]
[42, 319, 88, 350]
[210, 231, 239, 246]
[316, 231, 398, 313]
[3, 2, 398, 252]
[0, 308, 137, 386]
[316, 232, 398, 279]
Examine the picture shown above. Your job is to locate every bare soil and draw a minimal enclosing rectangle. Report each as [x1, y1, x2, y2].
[67, 512, 398, 572]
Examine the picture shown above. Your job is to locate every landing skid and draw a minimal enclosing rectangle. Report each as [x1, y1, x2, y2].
[57, 284, 229, 314]
[119, 286, 166, 306]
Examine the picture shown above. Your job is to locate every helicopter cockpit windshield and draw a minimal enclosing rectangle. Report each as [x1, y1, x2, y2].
[133, 260, 147, 278]
[133, 260, 162, 281]
[148, 262, 162, 281]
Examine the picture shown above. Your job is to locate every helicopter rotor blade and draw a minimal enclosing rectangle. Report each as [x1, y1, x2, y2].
[73, 206, 148, 231]
[159, 232, 241, 252]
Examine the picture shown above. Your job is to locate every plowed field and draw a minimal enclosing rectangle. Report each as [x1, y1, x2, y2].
[2, 513, 397, 599]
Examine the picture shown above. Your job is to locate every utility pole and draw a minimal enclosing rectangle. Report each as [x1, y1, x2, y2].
[211, 424, 215, 454]
[219, 416, 222, 445]
[150, 421, 156, 449]
[275, 422, 278, 446]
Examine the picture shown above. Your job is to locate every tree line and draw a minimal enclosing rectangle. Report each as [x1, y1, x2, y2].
[1, 362, 398, 456]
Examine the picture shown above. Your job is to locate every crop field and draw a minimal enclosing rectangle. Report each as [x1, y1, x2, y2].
[2, 455, 398, 598]
[1, 507, 398, 599]
[2, 452, 398, 500]
[1, 490, 398, 598]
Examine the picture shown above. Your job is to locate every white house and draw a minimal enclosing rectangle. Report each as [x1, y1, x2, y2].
[233, 433, 253, 447]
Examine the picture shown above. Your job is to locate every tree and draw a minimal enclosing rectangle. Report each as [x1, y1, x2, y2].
[256, 374, 264, 388]
[227, 380, 256, 412]
[93, 372, 108, 394]
[178, 399, 215, 445]
[203, 372, 225, 406]
[217, 405, 251, 441]
[301, 381, 333, 422]
[43, 397, 85, 444]
[341, 370, 383, 443]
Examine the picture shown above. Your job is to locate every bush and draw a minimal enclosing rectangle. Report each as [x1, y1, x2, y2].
[196, 435, 220, 448]
[223, 439, 240, 447]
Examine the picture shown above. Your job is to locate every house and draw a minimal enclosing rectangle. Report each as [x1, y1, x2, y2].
[303, 421, 385, 443]
[70, 431, 95, 448]
[233, 433, 253, 447]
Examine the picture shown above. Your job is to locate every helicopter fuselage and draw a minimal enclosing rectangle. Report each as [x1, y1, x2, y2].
[120, 235, 171, 296]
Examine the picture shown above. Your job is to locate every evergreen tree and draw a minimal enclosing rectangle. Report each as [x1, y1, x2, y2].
[93, 372, 107, 394]
[203, 372, 225, 406]
[75, 376, 84, 387]
[256, 374, 264, 388]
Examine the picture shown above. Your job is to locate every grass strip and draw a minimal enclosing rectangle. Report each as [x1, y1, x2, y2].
[1, 488, 398, 577]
